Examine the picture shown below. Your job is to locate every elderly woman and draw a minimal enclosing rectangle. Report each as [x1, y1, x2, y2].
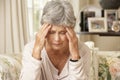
[20, 1, 90, 80]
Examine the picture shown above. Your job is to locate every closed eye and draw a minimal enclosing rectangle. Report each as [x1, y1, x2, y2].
[48, 31, 55, 34]
[60, 31, 66, 34]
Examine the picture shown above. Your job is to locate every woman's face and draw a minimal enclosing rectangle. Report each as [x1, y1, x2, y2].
[46, 25, 69, 51]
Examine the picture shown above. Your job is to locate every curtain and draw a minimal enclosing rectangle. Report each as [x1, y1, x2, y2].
[63, 0, 80, 32]
[0, 0, 29, 54]
[27, 0, 51, 40]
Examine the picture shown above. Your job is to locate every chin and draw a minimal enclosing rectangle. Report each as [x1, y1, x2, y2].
[51, 45, 65, 51]
[52, 46, 62, 51]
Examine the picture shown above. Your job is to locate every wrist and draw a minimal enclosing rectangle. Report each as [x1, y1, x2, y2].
[71, 54, 80, 60]
[70, 59, 79, 62]
[70, 54, 80, 62]
[32, 54, 42, 60]
[32, 48, 42, 60]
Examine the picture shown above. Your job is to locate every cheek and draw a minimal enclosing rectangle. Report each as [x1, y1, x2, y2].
[46, 35, 52, 42]
[62, 36, 69, 47]
[60, 35, 68, 40]
[61, 35, 68, 41]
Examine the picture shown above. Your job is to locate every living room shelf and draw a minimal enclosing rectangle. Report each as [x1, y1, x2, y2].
[76, 31, 120, 36]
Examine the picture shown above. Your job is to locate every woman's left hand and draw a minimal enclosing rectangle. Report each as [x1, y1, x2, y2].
[66, 27, 80, 60]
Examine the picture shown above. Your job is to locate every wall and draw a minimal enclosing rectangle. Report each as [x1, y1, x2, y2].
[91, 35, 120, 51]
[79, 0, 120, 51]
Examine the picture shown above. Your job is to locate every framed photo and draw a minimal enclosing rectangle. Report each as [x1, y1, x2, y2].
[104, 10, 118, 31]
[88, 18, 107, 32]
[111, 21, 120, 32]
[80, 11, 95, 31]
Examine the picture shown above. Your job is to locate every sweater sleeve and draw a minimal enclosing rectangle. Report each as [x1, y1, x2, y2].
[68, 43, 91, 80]
[19, 42, 43, 80]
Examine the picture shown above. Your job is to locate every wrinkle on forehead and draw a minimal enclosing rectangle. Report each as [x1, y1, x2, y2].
[50, 25, 66, 31]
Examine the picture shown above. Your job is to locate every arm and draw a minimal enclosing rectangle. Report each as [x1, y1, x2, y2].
[66, 27, 90, 80]
[19, 43, 43, 80]
[20, 24, 51, 80]
[69, 44, 91, 80]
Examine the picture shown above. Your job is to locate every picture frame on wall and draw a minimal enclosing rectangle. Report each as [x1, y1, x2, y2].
[104, 10, 118, 31]
[80, 11, 95, 31]
[88, 18, 107, 32]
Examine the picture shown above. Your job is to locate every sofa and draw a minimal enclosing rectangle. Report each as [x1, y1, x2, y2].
[0, 53, 22, 80]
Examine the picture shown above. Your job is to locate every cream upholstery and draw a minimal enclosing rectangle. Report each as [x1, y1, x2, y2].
[0, 54, 22, 80]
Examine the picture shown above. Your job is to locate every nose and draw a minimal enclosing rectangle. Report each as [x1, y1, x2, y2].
[54, 33, 60, 41]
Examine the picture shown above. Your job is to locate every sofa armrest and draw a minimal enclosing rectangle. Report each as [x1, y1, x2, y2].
[0, 54, 22, 80]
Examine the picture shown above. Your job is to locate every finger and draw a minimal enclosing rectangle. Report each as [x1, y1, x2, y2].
[66, 32, 71, 41]
[66, 27, 75, 38]
[38, 24, 51, 38]
[41, 24, 52, 38]
[38, 23, 46, 31]
[38, 23, 50, 33]
[37, 23, 50, 36]
[41, 23, 50, 31]
[69, 27, 76, 35]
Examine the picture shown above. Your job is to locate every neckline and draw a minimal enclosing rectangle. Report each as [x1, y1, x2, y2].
[43, 48, 69, 76]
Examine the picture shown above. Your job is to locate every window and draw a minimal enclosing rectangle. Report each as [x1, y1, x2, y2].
[27, 0, 51, 39]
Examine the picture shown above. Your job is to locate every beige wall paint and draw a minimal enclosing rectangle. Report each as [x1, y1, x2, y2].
[79, 0, 120, 51]
[91, 35, 120, 51]
[89, 0, 101, 8]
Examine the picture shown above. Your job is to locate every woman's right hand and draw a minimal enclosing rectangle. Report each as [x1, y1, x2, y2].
[32, 23, 51, 60]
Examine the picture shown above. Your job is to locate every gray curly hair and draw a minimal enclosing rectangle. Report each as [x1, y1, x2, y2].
[41, 0, 76, 27]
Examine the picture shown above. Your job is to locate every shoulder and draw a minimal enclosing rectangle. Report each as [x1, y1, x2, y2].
[24, 40, 35, 49]
[22, 40, 35, 56]
[23, 40, 46, 57]
[79, 41, 90, 51]
[78, 41, 90, 57]
[24, 41, 35, 52]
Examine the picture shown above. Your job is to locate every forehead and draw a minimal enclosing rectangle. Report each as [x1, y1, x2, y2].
[50, 25, 66, 31]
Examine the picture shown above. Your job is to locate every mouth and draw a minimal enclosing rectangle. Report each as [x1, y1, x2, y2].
[52, 43, 62, 46]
